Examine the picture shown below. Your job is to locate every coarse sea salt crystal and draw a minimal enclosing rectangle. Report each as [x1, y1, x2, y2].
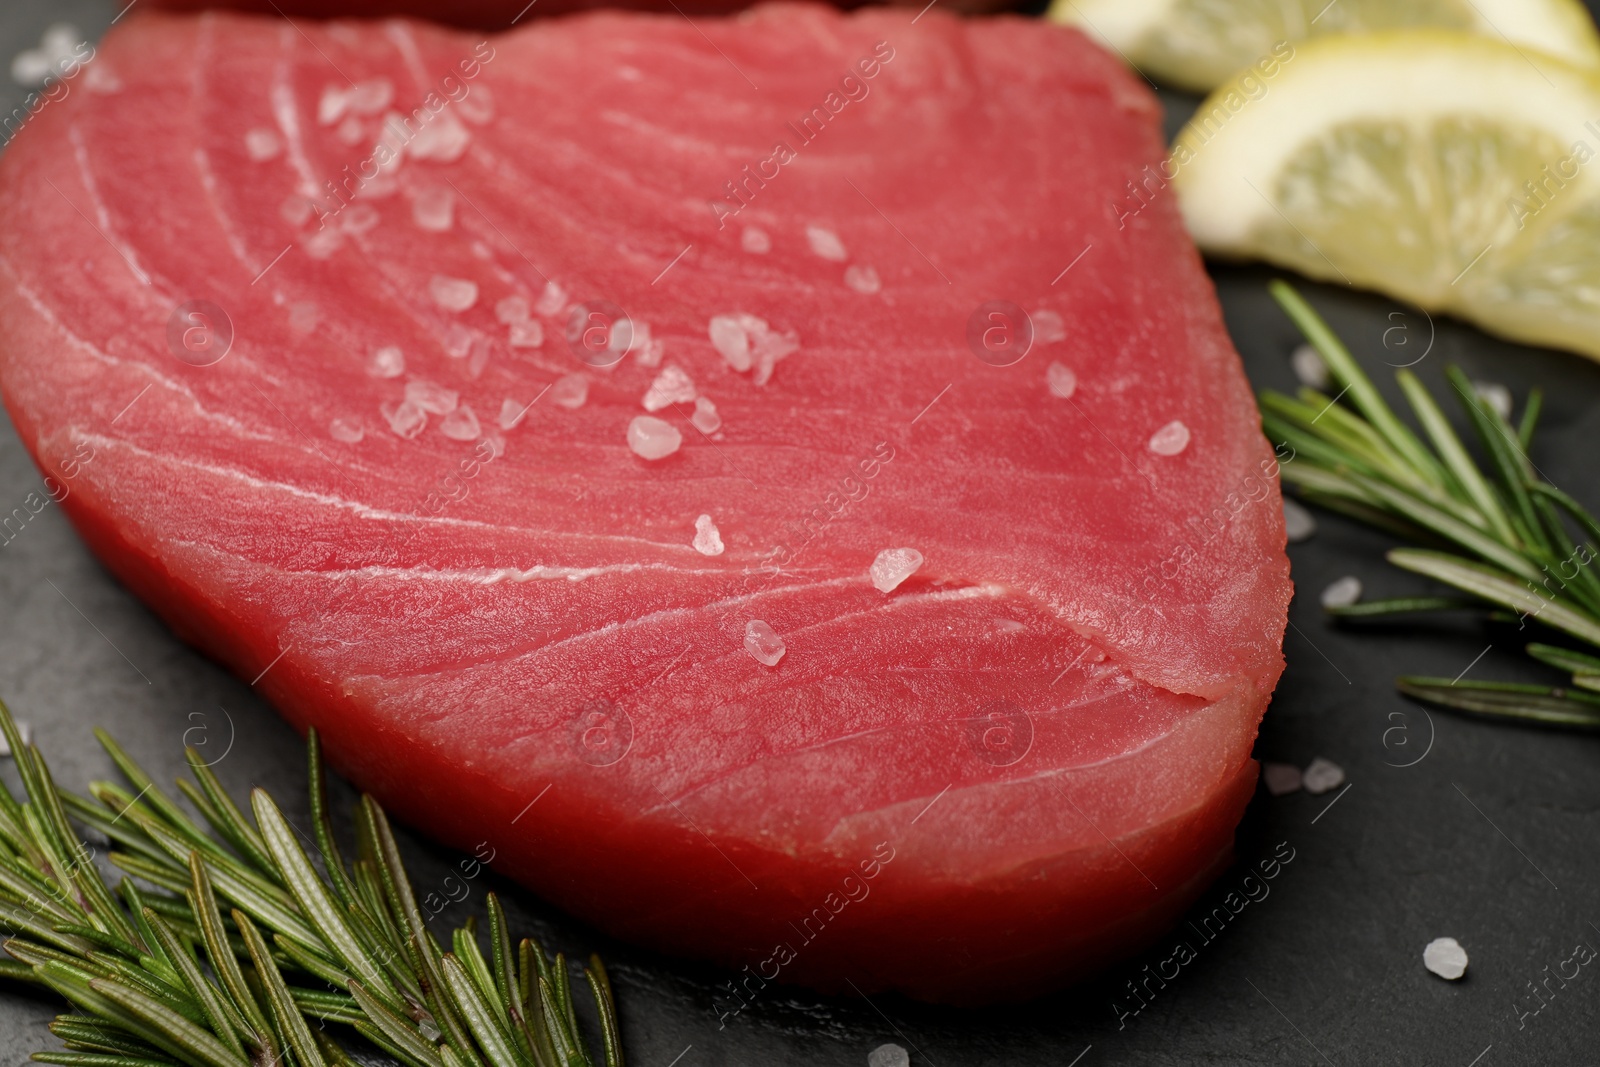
[742, 226, 771, 254]
[444, 324, 474, 358]
[1046, 361, 1077, 400]
[868, 1044, 909, 1067]
[844, 265, 881, 294]
[709, 315, 753, 372]
[318, 84, 350, 125]
[412, 187, 455, 232]
[430, 275, 479, 312]
[1473, 380, 1513, 420]
[408, 111, 471, 162]
[632, 322, 664, 367]
[693, 514, 725, 556]
[439, 404, 481, 441]
[499, 397, 530, 430]
[643, 364, 696, 412]
[806, 224, 847, 262]
[1262, 763, 1301, 796]
[405, 380, 459, 415]
[1032, 309, 1067, 345]
[337, 115, 365, 145]
[870, 547, 923, 593]
[280, 195, 316, 227]
[10, 50, 52, 88]
[382, 399, 426, 439]
[1283, 498, 1316, 543]
[691, 396, 721, 434]
[457, 85, 495, 125]
[468, 340, 491, 379]
[1302, 757, 1345, 795]
[534, 280, 567, 317]
[509, 320, 544, 349]
[627, 415, 681, 460]
[1148, 420, 1190, 456]
[1424, 937, 1468, 980]
[245, 127, 283, 162]
[341, 204, 380, 235]
[495, 295, 530, 324]
[1291, 343, 1330, 390]
[1320, 576, 1361, 609]
[744, 620, 785, 667]
[368, 345, 405, 378]
[302, 226, 345, 260]
[551, 373, 589, 410]
[329, 418, 364, 444]
[347, 78, 394, 115]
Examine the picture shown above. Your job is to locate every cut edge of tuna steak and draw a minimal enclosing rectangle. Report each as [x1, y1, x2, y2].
[0, 4, 1290, 1003]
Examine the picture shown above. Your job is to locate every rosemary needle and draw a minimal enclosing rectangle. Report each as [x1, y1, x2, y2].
[1262, 280, 1600, 729]
[0, 701, 622, 1067]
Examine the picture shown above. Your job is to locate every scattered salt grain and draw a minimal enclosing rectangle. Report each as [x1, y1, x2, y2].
[690, 396, 721, 434]
[444, 324, 474, 358]
[301, 226, 345, 261]
[509, 320, 545, 349]
[844, 265, 881, 294]
[288, 302, 320, 337]
[1032, 309, 1067, 345]
[868, 1044, 909, 1067]
[408, 111, 471, 162]
[693, 514, 725, 557]
[1320, 576, 1362, 609]
[280, 195, 316, 227]
[534, 280, 567, 317]
[0, 720, 32, 758]
[1473, 380, 1513, 420]
[318, 84, 351, 125]
[642, 364, 696, 412]
[1046, 361, 1077, 400]
[382, 400, 427, 439]
[337, 115, 366, 145]
[1302, 757, 1345, 795]
[806, 225, 847, 262]
[1148, 420, 1191, 456]
[329, 418, 364, 444]
[632, 321, 665, 367]
[10, 50, 53, 88]
[368, 345, 405, 378]
[709, 314, 754, 372]
[742, 226, 771, 254]
[1283, 498, 1316, 543]
[346, 78, 394, 115]
[457, 84, 495, 125]
[550, 373, 589, 410]
[468, 340, 491, 379]
[744, 620, 786, 667]
[1424, 937, 1468, 980]
[870, 547, 923, 593]
[627, 415, 682, 460]
[1262, 763, 1301, 796]
[412, 187, 455, 232]
[245, 127, 283, 162]
[405, 380, 459, 415]
[340, 204, 380, 235]
[1291, 343, 1330, 390]
[495, 295, 531, 324]
[499, 397, 530, 430]
[83, 62, 121, 95]
[430, 275, 479, 312]
[439, 404, 481, 441]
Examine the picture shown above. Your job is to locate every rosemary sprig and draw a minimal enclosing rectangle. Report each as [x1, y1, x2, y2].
[1261, 280, 1600, 728]
[0, 700, 622, 1067]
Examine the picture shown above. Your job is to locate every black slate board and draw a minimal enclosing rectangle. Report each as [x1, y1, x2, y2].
[3, 4, 1600, 1065]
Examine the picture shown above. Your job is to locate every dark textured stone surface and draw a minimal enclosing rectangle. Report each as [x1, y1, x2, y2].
[1, 3, 1599, 1064]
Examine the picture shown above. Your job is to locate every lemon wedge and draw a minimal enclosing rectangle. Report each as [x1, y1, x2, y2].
[1050, 0, 1600, 92]
[1170, 31, 1600, 362]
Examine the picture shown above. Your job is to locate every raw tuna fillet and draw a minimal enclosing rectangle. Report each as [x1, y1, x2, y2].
[145, 0, 1016, 28]
[0, 5, 1290, 1002]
